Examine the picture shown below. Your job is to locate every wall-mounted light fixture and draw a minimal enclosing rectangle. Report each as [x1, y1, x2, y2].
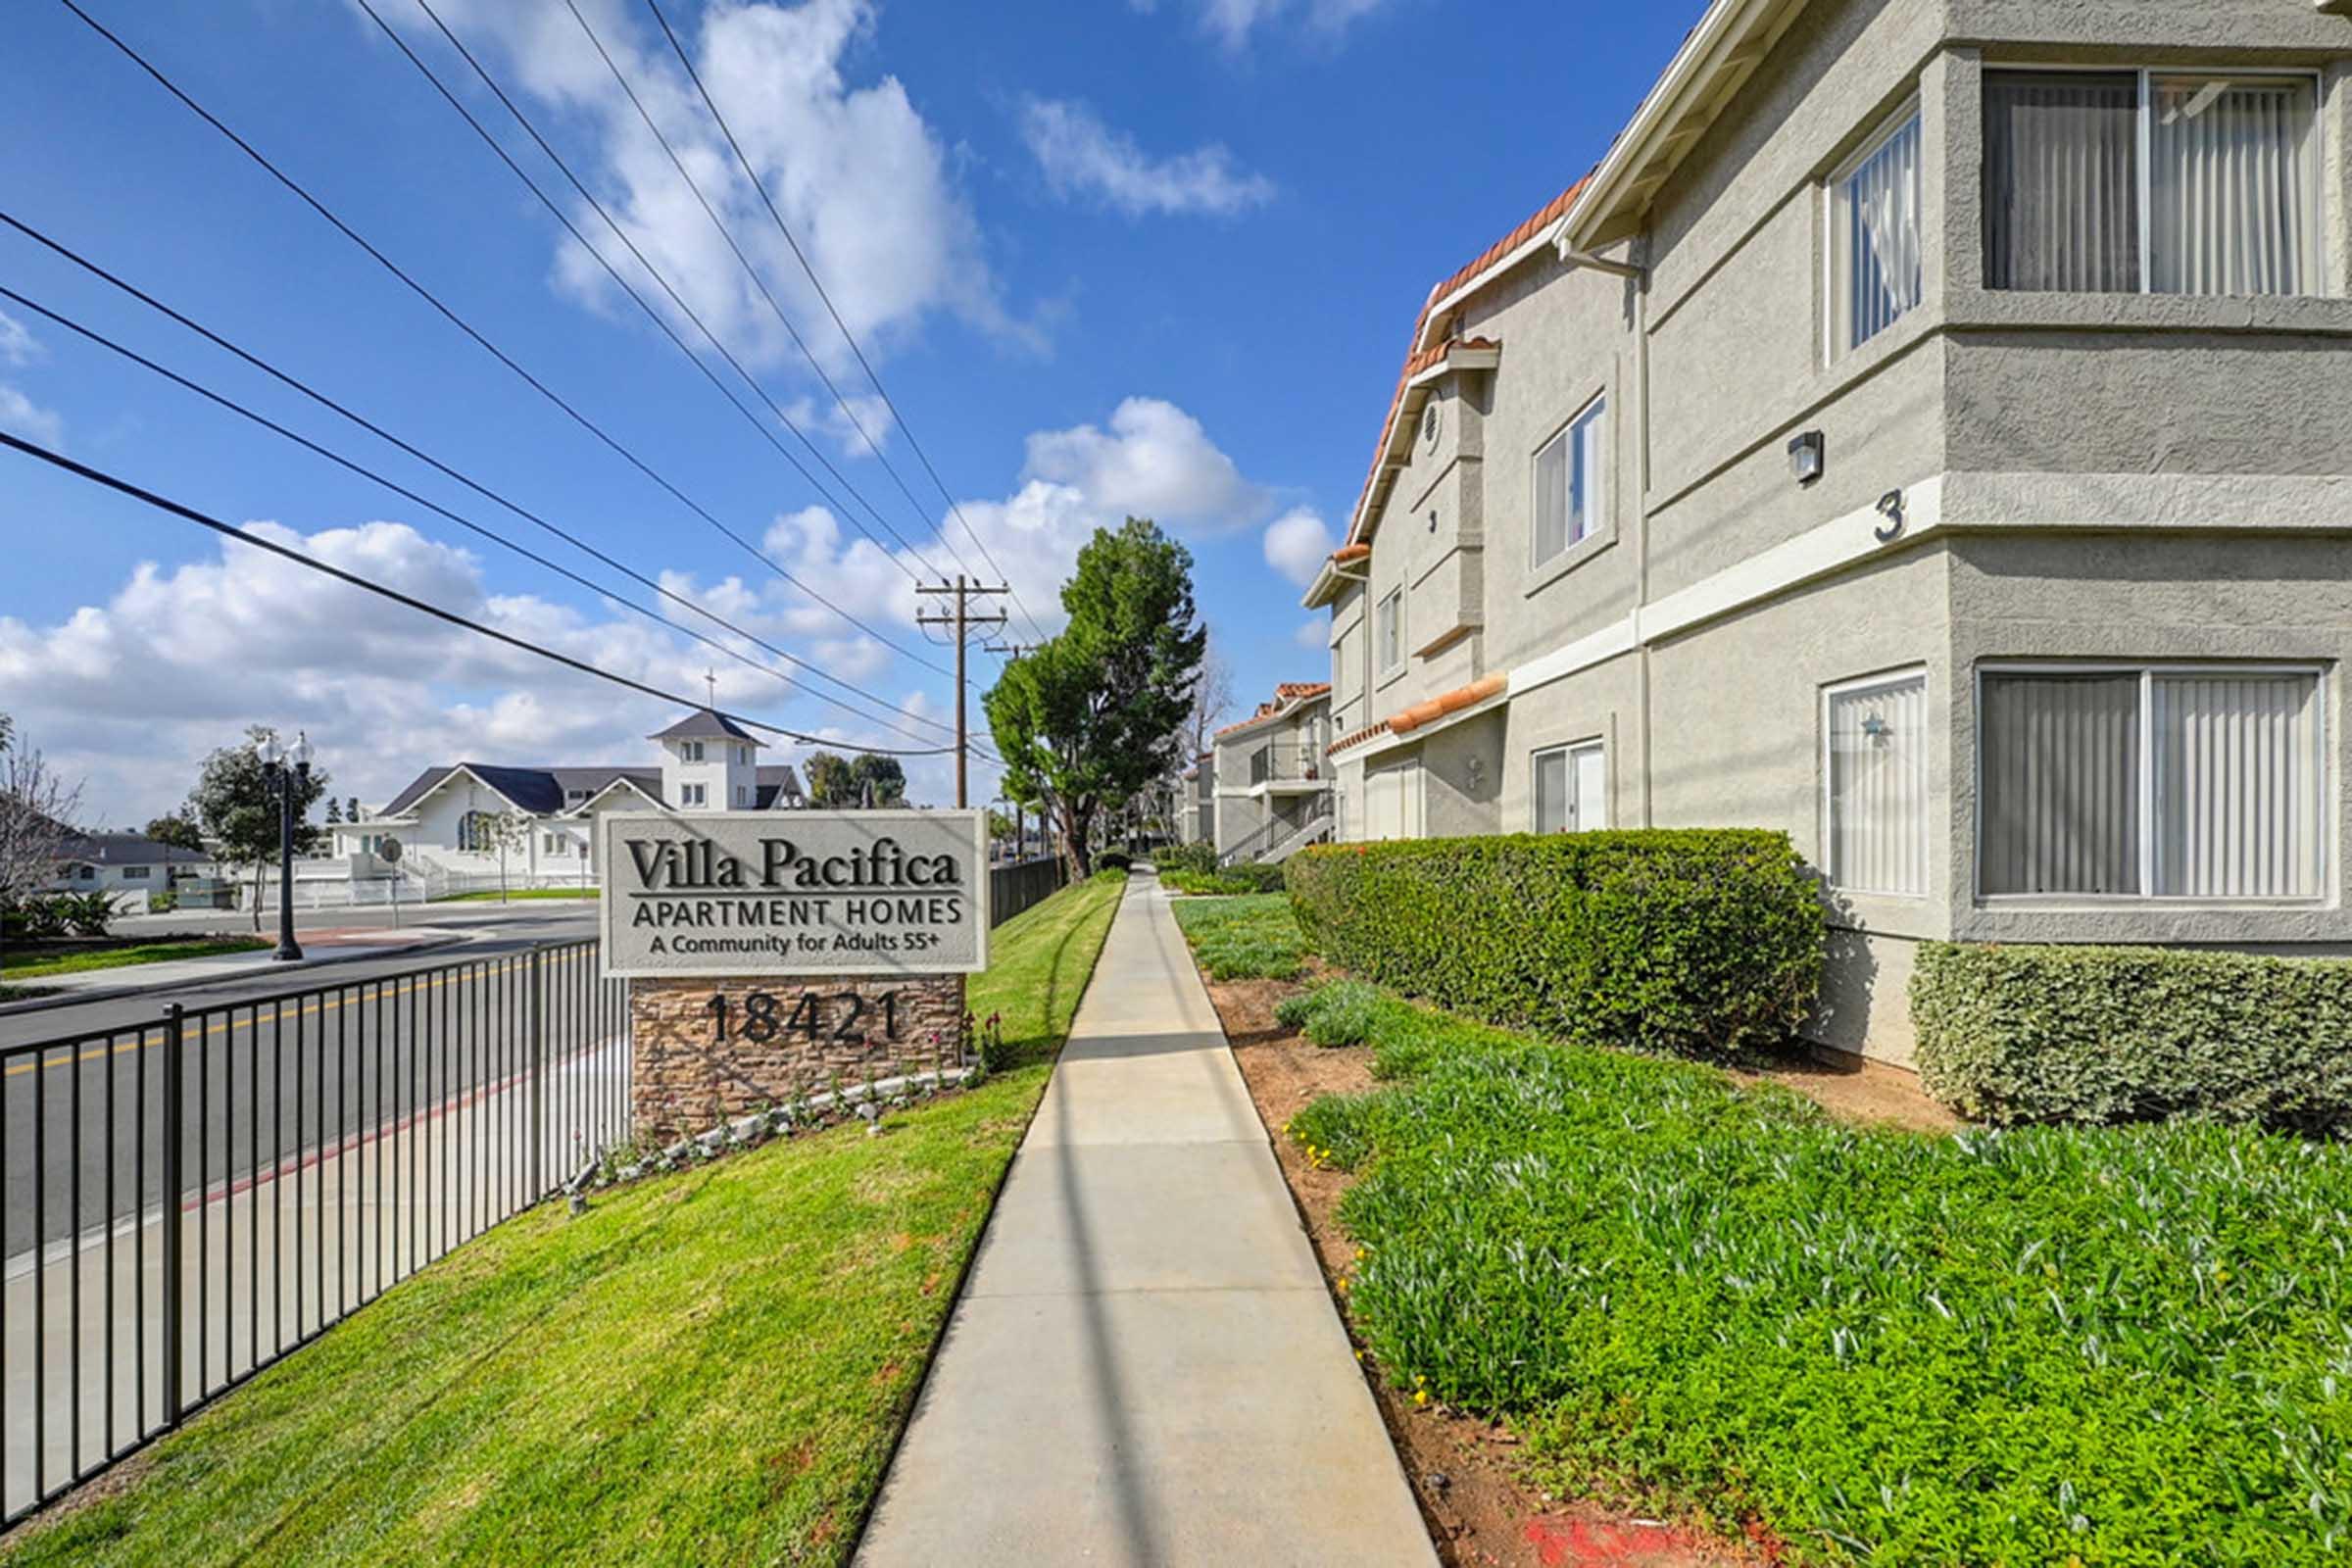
[1788, 430, 1826, 486]
[1466, 756, 1488, 793]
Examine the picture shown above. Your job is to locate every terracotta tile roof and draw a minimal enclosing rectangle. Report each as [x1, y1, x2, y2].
[1215, 681, 1333, 741]
[1344, 179, 1590, 550]
[1327, 674, 1507, 758]
[1328, 544, 1371, 564]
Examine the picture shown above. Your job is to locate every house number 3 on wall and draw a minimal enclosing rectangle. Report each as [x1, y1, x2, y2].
[704, 990, 905, 1047]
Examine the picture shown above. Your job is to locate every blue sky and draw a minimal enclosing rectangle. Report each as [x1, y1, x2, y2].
[0, 0, 1698, 824]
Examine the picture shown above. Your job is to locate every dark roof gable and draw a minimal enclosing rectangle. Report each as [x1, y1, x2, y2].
[649, 709, 760, 745]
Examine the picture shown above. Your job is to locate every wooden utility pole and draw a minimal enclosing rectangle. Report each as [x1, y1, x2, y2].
[916, 575, 1007, 808]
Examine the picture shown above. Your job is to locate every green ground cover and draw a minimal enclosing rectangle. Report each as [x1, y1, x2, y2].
[1284, 983, 2352, 1566]
[1, 872, 1130, 1568]
[0, 938, 270, 980]
[432, 887, 601, 903]
[1166, 893, 1306, 980]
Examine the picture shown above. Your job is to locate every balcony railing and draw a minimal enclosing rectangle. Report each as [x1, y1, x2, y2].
[1247, 744, 1327, 788]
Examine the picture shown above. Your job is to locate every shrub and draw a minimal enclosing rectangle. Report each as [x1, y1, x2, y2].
[149, 889, 179, 914]
[1163, 869, 1247, 896]
[1289, 990, 2352, 1565]
[1276, 979, 1382, 1048]
[1913, 942, 2352, 1135]
[1097, 850, 1134, 873]
[1225, 862, 1287, 894]
[1156, 843, 1218, 877]
[1, 893, 74, 943]
[64, 891, 116, 938]
[1169, 894, 1305, 981]
[1288, 831, 1822, 1060]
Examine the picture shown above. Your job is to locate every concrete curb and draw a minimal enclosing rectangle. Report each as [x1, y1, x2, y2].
[0, 930, 474, 1021]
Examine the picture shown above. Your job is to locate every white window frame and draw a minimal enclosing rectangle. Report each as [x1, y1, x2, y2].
[1982, 65, 2328, 300]
[1823, 97, 1924, 361]
[1376, 589, 1404, 676]
[1531, 394, 1607, 569]
[1531, 739, 1607, 835]
[1819, 666, 1931, 897]
[1973, 661, 2331, 906]
[681, 782, 707, 808]
[681, 740, 705, 762]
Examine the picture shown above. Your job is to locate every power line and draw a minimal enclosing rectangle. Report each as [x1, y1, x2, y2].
[0, 429, 958, 758]
[0, 211, 967, 732]
[639, 0, 1052, 649]
[560, 0, 983, 599]
[0, 273, 977, 755]
[55, 0, 949, 677]
[915, 578, 1009, 810]
[376, 0, 966, 590]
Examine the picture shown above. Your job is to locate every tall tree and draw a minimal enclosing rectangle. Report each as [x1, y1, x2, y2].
[0, 717, 84, 960]
[1183, 637, 1237, 760]
[985, 519, 1205, 877]
[144, 813, 205, 853]
[803, 752, 855, 808]
[186, 727, 331, 931]
[848, 754, 907, 807]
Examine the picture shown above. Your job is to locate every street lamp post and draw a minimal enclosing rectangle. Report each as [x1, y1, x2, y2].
[257, 730, 314, 962]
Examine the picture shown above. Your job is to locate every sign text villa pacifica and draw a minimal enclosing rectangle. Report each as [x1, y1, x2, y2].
[601, 811, 990, 1137]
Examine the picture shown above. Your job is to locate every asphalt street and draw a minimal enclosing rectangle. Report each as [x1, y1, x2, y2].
[2, 906, 606, 1256]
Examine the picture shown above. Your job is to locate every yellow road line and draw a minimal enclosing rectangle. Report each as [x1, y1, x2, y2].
[3, 950, 595, 1078]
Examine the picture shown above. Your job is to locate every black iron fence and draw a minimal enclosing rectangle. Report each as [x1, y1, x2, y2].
[1, 939, 629, 1528]
[989, 855, 1068, 928]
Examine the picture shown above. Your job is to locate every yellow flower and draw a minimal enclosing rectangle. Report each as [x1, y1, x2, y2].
[1336, 1277, 1349, 1293]
[1413, 1390, 1429, 1406]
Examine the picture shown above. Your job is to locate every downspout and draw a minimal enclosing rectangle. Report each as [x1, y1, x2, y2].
[1557, 232, 1656, 828]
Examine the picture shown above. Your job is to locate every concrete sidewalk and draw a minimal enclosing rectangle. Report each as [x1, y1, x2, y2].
[857, 875, 1433, 1567]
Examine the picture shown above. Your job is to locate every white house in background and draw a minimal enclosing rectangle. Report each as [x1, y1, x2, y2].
[333, 709, 805, 885]
[50, 830, 213, 910]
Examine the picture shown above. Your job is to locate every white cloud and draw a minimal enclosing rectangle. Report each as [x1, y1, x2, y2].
[1146, 0, 1396, 49]
[1293, 618, 1327, 651]
[0, 384, 65, 451]
[389, 0, 1013, 377]
[782, 390, 893, 462]
[1261, 507, 1334, 586]
[1022, 397, 1266, 532]
[0, 308, 40, 368]
[0, 396, 1270, 825]
[1017, 98, 1273, 219]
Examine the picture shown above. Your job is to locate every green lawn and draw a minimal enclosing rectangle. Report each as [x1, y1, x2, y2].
[432, 887, 601, 903]
[0, 938, 270, 980]
[1, 871, 1130, 1568]
[1168, 893, 1305, 980]
[1287, 983, 2352, 1566]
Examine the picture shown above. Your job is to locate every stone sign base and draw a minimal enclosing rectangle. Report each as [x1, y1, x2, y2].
[631, 973, 969, 1140]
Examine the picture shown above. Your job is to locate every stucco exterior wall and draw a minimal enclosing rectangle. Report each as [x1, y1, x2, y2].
[1318, 0, 2352, 1065]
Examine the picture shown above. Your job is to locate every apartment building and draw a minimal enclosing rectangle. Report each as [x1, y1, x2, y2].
[1210, 683, 1336, 863]
[1306, 0, 2352, 1064]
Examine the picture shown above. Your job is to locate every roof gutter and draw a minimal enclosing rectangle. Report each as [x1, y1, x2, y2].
[1302, 549, 1372, 611]
[1550, 0, 1806, 254]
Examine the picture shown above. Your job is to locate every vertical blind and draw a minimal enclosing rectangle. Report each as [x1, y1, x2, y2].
[1533, 743, 1606, 834]
[2153, 673, 2322, 898]
[1981, 669, 2324, 899]
[1985, 71, 2316, 296]
[1533, 400, 1603, 565]
[2150, 75, 2315, 297]
[1828, 673, 1928, 896]
[1534, 427, 1569, 564]
[1839, 115, 1923, 352]
[1980, 673, 2141, 895]
[1984, 73, 2142, 292]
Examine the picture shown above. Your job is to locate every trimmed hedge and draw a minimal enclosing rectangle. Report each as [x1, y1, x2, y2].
[1913, 942, 2352, 1135]
[1154, 843, 1218, 877]
[1287, 831, 1821, 1060]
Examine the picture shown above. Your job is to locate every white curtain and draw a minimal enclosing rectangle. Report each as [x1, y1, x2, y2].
[1984, 74, 2141, 292]
[1534, 749, 1568, 833]
[1828, 674, 1927, 896]
[1980, 674, 2141, 895]
[1844, 117, 1923, 348]
[2151, 76, 2314, 297]
[1534, 428, 1569, 564]
[2153, 674, 2322, 897]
